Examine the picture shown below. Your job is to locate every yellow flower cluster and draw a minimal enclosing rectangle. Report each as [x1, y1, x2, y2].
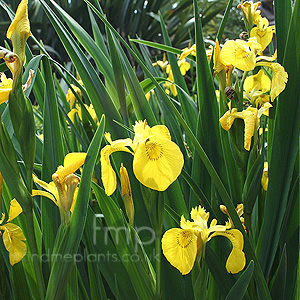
[214, 1, 288, 151]
[153, 53, 190, 96]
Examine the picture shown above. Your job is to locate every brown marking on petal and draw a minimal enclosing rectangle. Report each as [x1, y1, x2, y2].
[176, 230, 194, 248]
[145, 139, 164, 161]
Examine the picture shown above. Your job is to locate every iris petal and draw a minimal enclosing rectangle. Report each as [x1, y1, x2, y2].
[162, 228, 198, 275]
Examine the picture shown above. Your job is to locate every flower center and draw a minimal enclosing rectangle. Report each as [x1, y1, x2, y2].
[177, 230, 194, 248]
[145, 139, 163, 161]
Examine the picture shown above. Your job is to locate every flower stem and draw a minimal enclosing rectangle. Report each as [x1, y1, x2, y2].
[24, 209, 45, 299]
[155, 232, 162, 299]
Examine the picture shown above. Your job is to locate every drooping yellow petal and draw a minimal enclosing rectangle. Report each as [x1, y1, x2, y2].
[178, 59, 190, 76]
[221, 40, 256, 71]
[0, 73, 13, 104]
[55, 152, 87, 183]
[6, 0, 31, 65]
[242, 107, 258, 151]
[32, 189, 58, 206]
[133, 136, 184, 191]
[67, 108, 78, 124]
[256, 62, 288, 101]
[219, 108, 238, 131]
[1, 223, 27, 266]
[33, 175, 58, 197]
[7, 199, 22, 222]
[162, 228, 198, 275]
[101, 145, 133, 196]
[211, 229, 246, 274]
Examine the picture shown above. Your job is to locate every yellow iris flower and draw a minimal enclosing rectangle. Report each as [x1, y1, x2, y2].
[101, 120, 184, 195]
[33, 153, 86, 216]
[0, 73, 13, 104]
[237, 1, 262, 27]
[0, 199, 27, 266]
[219, 103, 272, 151]
[161, 205, 246, 275]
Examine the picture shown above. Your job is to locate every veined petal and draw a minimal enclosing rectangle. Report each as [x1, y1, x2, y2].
[256, 62, 288, 101]
[55, 152, 87, 183]
[221, 40, 256, 71]
[211, 229, 246, 273]
[219, 108, 238, 131]
[1, 223, 27, 266]
[133, 136, 184, 191]
[162, 228, 198, 275]
[101, 145, 133, 196]
[250, 26, 275, 54]
[7, 199, 22, 222]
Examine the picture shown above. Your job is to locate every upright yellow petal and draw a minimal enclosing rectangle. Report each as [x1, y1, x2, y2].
[6, 0, 31, 65]
[162, 228, 198, 275]
[1, 223, 27, 266]
[133, 136, 184, 191]
[7, 199, 22, 222]
[213, 39, 225, 73]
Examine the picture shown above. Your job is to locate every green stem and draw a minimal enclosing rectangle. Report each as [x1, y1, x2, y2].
[24, 209, 46, 300]
[155, 233, 162, 299]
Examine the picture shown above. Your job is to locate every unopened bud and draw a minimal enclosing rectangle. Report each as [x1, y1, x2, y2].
[224, 86, 237, 100]
[239, 31, 249, 40]
[64, 174, 80, 212]
[120, 163, 134, 226]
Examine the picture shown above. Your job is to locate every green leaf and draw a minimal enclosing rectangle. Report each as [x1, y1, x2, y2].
[225, 261, 254, 300]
